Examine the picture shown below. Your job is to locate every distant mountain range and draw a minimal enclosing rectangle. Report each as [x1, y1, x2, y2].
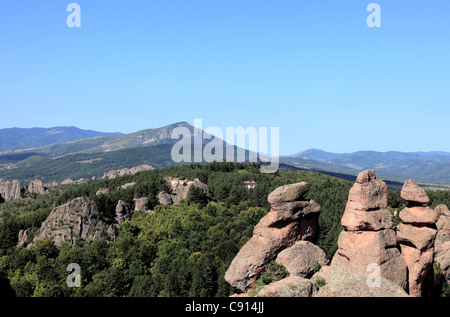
[0, 125, 450, 186]
[284, 149, 450, 185]
[0, 127, 122, 153]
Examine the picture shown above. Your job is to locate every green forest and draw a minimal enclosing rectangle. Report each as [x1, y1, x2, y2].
[1, 162, 449, 297]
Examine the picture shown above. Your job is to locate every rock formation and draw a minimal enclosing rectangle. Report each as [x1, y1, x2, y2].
[31, 197, 117, 247]
[397, 179, 439, 297]
[333, 170, 408, 290]
[435, 204, 450, 285]
[114, 200, 131, 224]
[96, 188, 110, 196]
[158, 191, 174, 205]
[315, 170, 408, 297]
[117, 182, 136, 190]
[159, 177, 209, 205]
[17, 229, 29, 247]
[0, 179, 23, 201]
[61, 179, 74, 185]
[134, 197, 151, 212]
[102, 165, 154, 180]
[27, 179, 47, 195]
[224, 182, 321, 293]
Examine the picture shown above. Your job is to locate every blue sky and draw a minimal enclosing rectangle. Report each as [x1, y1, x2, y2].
[1, 0, 449, 155]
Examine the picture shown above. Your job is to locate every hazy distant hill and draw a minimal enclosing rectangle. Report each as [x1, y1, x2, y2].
[0, 122, 192, 163]
[0, 126, 122, 152]
[289, 149, 450, 184]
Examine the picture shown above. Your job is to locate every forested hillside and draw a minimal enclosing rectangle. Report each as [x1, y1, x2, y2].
[1, 162, 449, 297]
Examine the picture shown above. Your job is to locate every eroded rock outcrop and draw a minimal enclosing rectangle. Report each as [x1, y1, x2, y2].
[134, 197, 151, 212]
[27, 179, 47, 195]
[158, 177, 209, 205]
[224, 182, 321, 293]
[333, 170, 408, 291]
[397, 179, 439, 297]
[31, 197, 117, 247]
[114, 200, 131, 224]
[435, 204, 450, 285]
[102, 165, 154, 180]
[0, 179, 23, 201]
[315, 170, 408, 297]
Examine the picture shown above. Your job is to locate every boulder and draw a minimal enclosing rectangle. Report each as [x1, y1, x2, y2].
[401, 179, 430, 206]
[158, 191, 174, 205]
[31, 197, 116, 246]
[275, 241, 329, 278]
[27, 180, 47, 195]
[134, 197, 150, 212]
[257, 276, 313, 297]
[314, 256, 408, 297]
[224, 182, 321, 292]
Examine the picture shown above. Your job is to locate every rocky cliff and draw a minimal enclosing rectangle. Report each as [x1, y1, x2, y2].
[0, 179, 23, 201]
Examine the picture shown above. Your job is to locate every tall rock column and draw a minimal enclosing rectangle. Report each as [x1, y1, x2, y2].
[224, 182, 321, 293]
[333, 170, 408, 290]
[397, 179, 440, 297]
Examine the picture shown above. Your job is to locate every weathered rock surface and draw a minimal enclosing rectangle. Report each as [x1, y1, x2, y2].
[17, 229, 30, 247]
[397, 179, 438, 297]
[275, 241, 329, 278]
[435, 204, 450, 285]
[117, 182, 136, 190]
[401, 179, 430, 206]
[158, 191, 174, 205]
[315, 256, 408, 297]
[224, 182, 321, 293]
[332, 170, 408, 291]
[61, 179, 74, 185]
[31, 197, 117, 247]
[134, 197, 151, 212]
[257, 276, 313, 297]
[159, 177, 209, 205]
[27, 179, 47, 195]
[115, 200, 131, 224]
[0, 179, 23, 201]
[96, 188, 110, 196]
[102, 165, 154, 179]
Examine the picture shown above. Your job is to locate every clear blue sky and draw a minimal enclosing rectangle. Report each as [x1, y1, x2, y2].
[1, 0, 449, 155]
